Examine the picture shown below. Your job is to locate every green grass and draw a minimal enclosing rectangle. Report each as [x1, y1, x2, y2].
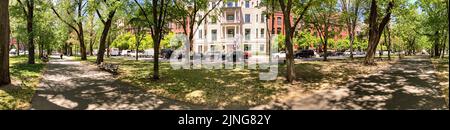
[77, 56, 382, 108]
[0, 55, 46, 110]
[431, 57, 449, 107]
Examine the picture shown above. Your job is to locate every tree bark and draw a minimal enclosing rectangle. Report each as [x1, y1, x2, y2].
[95, 8, 116, 64]
[0, 0, 11, 85]
[39, 42, 43, 58]
[280, 0, 295, 82]
[27, 0, 35, 64]
[364, 0, 393, 65]
[387, 25, 391, 60]
[433, 31, 440, 57]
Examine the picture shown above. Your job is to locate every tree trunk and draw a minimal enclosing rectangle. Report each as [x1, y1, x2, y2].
[96, 10, 116, 64]
[0, 0, 11, 85]
[364, 0, 393, 65]
[69, 44, 73, 56]
[16, 41, 20, 56]
[153, 38, 160, 80]
[323, 40, 328, 61]
[27, 0, 35, 64]
[136, 44, 139, 61]
[434, 31, 440, 57]
[283, 14, 295, 83]
[387, 25, 391, 60]
[107, 35, 110, 58]
[39, 43, 43, 58]
[440, 34, 447, 59]
[77, 30, 87, 60]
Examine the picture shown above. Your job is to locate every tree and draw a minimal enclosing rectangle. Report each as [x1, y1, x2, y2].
[172, 0, 223, 54]
[416, 0, 448, 58]
[384, 23, 391, 60]
[129, 17, 147, 61]
[86, 9, 96, 56]
[0, 0, 11, 86]
[308, 0, 339, 61]
[278, 0, 312, 83]
[50, 0, 88, 60]
[341, 0, 361, 60]
[17, 0, 35, 64]
[134, 0, 172, 80]
[94, 0, 122, 64]
[261, 0, 280, 59]
[364, 0, 393, 65]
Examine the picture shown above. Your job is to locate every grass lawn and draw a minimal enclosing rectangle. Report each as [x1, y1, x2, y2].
[431, 57, 449, 106]
[80, 56, 391, 108]
[0, 55, 46, 110]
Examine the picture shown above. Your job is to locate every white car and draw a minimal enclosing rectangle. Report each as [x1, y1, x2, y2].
[110, 48, 120, 56]
[143, 49, 155, 58]
[121, 50, 130, 56]
[272, 51, 286, 60]
[130, 51, 144, 57]
[9, 49, 17, 54]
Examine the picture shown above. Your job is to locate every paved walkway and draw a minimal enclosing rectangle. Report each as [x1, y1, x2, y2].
[253, 56, 448, 110]
[31, 56, 209, 110]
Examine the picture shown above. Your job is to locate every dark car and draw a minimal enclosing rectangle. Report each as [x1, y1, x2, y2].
[295, 50, 315, 58]
[161, 49, 173, 59]
[319, 51, 334, 57]
[335, 52, 344, 56]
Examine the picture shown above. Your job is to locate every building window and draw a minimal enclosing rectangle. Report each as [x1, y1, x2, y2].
[199, 30, 203, 39]
[227, 29, 235, 38]
[244, 44, 251, 51]
[256, 29, 258, 38]
[245, 29, 251, 41]
[211, 30, 217, 41]
[256, 14, 258, 23]
[198, 45, 203, 53]
[227, 2, 233, 7]
[260, 44, 265, 52]
[227, 14, 235, 21]
[245, 1, 250, 8]
[211, 17, 217, 24]
[260, 29, 265, 38]
[261, 14, 265, 23]
[245, 14, 251, 23]
[277, 28, 281, 34]
[210, 45, 216, 52]
[277, 17, 282, 25]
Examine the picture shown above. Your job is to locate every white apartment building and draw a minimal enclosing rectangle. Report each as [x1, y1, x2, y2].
[191, 0, 267, 54]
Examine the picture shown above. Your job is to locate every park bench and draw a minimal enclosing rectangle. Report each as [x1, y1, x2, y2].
[41, 56, 49, 63]
[98, 62, 119, 75]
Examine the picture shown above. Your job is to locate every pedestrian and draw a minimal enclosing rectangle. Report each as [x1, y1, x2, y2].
[60, 53, 63, 59]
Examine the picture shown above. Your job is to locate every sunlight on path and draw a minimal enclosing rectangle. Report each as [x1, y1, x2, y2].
[31, 55, 210, 110]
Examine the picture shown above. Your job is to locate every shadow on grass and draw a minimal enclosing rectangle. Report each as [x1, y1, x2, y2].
[1, 55, 45, 110]
[332, 57, 448, 109]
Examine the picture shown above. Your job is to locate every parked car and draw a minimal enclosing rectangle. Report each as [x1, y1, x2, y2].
[295, 50, 314, 58]
[9, 49, 17, 54]
[161, 49, 173, 59]
[110, 48, 120, 56]
[344, 51, 357, 56]
[121, 50, 131, 56]
[320, 51, 334, 57]
[335, 52, 344, 56]
[142, 49, 155, 58]
[244, 51, 251, 59]
[273, 51, 287, 60]
[130, 51, 144, 57]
